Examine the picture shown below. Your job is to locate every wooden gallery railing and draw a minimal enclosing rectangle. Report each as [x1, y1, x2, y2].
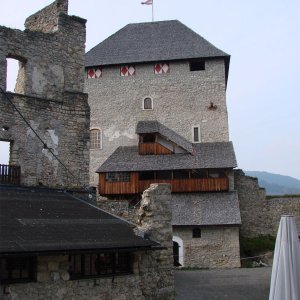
[0, 164, 21, 185]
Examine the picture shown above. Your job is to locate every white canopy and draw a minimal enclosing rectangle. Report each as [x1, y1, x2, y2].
[269, 215, 300, 300]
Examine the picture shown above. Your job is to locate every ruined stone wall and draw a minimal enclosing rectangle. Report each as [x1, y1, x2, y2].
[0, 1, 89, 189]
[85, 59, 229, 185]
[173, 226, 240, 269]
[137, 184, 175, 299]
[0, 92, 90, 188]
[235, 169, 300, 237]
[0, 184, 174, 300]
[0, 1, 86, 99]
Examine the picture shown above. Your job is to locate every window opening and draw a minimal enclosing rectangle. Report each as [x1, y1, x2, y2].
[105, 172, 131, 182]
[192, 126, 200, 143]
[191, 169, 207, 179]
[156, 170, 172, 180]
[69, 252, 131, 279]
[143, 97, 153, 110]
[0, 257, 36, 284]
[90, 129, 102, 149]
[189, 60, 205, 71]
[139, 171, 155, 180]
[192, 228, 201, 238]
[6, 57, 26, 93]
[0, 141, 10, 165]
[142, 134, 156, 143]
[173, 170, 190, 179]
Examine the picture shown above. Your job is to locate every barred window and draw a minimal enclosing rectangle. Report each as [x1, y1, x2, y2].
[69, 252, 131, 279]
[0, 257, 36, 284]
[90, 129, 102, 149]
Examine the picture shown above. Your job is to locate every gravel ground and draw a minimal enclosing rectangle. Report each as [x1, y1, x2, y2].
[175, 267, 272, 300]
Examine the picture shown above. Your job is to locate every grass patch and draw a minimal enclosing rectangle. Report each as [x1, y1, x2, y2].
[240, 235, 275, 258]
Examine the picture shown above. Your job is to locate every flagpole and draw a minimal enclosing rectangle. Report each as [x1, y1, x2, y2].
[152, 0, 154, 22]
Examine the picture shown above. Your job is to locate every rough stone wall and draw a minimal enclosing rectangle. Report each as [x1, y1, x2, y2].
[137, 184, 175, 299]
[0, 1, 89, 189]
[25, 0, 68, 33]
[0, 92, 90, 188]
[235, 169, 300, 237]
[0, 184, 174, 300]
[85, 59, 229, 185]
[173, 226, 240, 269]
[0, 0, 86, 99]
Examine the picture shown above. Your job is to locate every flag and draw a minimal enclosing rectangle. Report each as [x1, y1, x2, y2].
[141, 0, 153, 5]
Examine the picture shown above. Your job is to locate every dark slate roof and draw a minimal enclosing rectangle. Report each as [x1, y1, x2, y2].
[136, 121, 193, 153]
[171, 192, 241, 226]
[0, 187, 158, 255]
[97, 142, 237, 173]
[85, 20, 229, 67]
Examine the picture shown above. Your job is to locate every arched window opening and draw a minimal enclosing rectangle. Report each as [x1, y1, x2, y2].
[143, 97, 153, 110]
[90, 129, 102, 149]
[6, 57, 25, 93]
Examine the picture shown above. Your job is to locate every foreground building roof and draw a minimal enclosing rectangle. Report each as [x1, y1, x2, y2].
[0, 186, 158, 255]
[97, 142, 237, 173]
[85, 20, 230, 67]
[172, 192, 241, 226]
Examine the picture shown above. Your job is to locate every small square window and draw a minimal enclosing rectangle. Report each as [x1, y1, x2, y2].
[192, 228, 201, 238]
[190, 61, 205, 71]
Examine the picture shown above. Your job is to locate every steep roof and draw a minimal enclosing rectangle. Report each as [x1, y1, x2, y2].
[96, 142, 237, 173]
[85, 20, 230, 67]
[171, 192, 241, 226]
[136, 120, 193, 153]
[0, 186, 158, 255]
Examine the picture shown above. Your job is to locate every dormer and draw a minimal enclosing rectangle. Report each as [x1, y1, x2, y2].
[136, 121, 193, 155]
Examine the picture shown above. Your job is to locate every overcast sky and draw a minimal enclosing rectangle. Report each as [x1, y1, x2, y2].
[0, 0, 299, 180]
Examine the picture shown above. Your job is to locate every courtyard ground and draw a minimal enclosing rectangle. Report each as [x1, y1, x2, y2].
[175, 267, 272, 300]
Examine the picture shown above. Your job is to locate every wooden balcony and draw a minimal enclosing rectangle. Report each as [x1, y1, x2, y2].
[138, 143, 172, 155]
[138, 178, 229, 193]
[99, 172, 228, 195]
[0, 164, 21, 185]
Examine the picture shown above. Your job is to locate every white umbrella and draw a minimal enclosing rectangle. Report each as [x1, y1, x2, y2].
[269, 215, 300, 300]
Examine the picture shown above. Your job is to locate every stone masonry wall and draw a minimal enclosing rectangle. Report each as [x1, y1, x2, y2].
[86, 59, 229, 185]
[0, 92, 90, 188]
[0, 0, 86, 99]
[0, 1, 89, 189]
[235, 169, 300, 237]
[137, 184, 175, 299]
[173, 226, 240, 269]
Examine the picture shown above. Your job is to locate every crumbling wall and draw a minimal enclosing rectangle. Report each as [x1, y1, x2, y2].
[235, 169, 300, 237]
[0, 0, 89, 189]
[137, 184, 175, 299]
[0, 0, 86, 99]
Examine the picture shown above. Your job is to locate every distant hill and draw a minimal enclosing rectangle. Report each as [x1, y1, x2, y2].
[245, 171, 300, 195]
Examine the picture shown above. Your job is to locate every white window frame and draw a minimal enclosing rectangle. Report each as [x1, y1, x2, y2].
[90, 128, 102, 150]
[192, 125, 201, 143]
[142, 97, 153, 110]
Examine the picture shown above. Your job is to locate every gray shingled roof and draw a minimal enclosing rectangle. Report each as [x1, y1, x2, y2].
[136, 121, 193, 153]
[171, 192, 241, 226]
[0, 187, 158, 255]
[85, 20, 229, 67]
[96, 142, 237, 173]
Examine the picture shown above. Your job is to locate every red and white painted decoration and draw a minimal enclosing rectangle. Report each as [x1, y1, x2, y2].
[87, 67, 102, 79]
[154, 62, 169, 74]
[120, 65, 136, 76]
